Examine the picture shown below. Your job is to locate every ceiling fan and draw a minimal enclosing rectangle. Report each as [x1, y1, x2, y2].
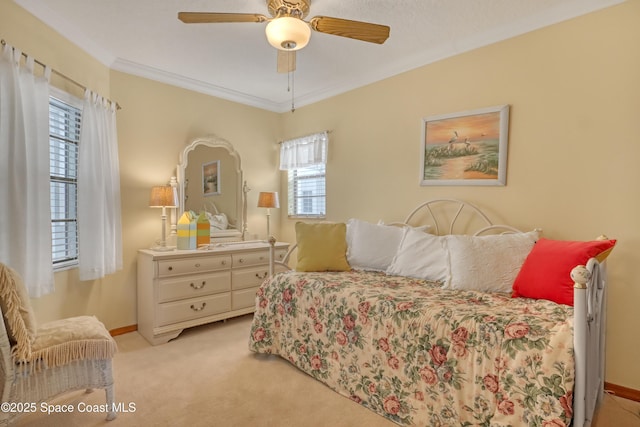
[178, 0, 390, 73]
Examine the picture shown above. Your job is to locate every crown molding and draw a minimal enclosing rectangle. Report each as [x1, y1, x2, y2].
[15, 0, 626, 114]
[110, 58, 283, 112]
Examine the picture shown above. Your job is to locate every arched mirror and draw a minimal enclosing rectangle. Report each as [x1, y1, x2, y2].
[176, 135, 246, 242]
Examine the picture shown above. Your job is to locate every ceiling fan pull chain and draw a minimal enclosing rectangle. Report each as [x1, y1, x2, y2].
[290, 68, 295, 113]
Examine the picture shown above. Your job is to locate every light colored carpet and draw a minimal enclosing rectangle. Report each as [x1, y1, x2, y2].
[13, 314, 640, 426]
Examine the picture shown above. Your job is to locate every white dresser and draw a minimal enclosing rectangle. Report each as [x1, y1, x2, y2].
[137, 241, 289, 345]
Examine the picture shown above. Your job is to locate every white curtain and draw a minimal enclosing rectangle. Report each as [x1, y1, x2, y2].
[0, 43, 54, 296]
[279, 131, 328, 170]
[78, 90, 122, 281]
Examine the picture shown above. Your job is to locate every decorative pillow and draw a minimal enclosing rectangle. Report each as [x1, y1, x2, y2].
[295, 222, 351, 272]
[385, 228, 449, 284]
[346, 218, 404, 271]
[206, 212, 228, 230]
[512, 238, 617, 306]
[443, 231, 539, 293]
[0, 263, 38, 359]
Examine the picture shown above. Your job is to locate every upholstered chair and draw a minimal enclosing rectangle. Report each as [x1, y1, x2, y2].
[0, 263, 117, 425]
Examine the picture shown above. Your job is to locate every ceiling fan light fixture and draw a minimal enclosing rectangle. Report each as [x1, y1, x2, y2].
[265, 16, 310, 51]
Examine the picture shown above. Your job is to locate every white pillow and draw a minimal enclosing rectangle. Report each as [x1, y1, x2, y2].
[385, 227, 449, 284]
[443, 231, 539, 293]
[346, 219, 404, 271]
[207, 212, 228, 230]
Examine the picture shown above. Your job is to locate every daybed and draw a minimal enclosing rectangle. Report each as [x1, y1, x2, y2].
[249, 199, 614, 427]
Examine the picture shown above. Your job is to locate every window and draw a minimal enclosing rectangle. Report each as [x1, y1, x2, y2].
[287, 163, 326, 218]
[49, 91, 82, 269]
[280, 131, 328, 218]
[302, 190, 313, 213]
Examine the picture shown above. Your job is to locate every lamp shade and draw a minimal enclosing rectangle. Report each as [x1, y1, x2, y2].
[149, 185, 179, 208]
[257, 192, 280, 209]
[265, 17, 310, 51]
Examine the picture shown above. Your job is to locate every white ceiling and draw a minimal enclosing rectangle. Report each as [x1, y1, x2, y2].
[15, 0, 623, 113]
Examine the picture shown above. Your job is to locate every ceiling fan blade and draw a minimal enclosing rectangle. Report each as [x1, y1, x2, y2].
[178, 12, 268, 24]
[309, 16, 390, 44]
[277, 50, 296, 73]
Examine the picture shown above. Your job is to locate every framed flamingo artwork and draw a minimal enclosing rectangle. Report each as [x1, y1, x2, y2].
[420, 105, 509, 186]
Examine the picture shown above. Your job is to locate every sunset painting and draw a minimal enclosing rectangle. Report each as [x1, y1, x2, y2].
[421, 105, 509, 186]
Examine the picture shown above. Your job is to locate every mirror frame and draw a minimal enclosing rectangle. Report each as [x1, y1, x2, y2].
[176, 135, 246, 240]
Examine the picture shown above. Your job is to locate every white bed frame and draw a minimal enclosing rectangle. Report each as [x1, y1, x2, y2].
[267, 198, 606, 427]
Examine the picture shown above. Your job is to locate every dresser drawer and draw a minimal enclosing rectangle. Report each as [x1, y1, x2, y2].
[231, 248, 289, 268]
[156, 293, 231, 326]
[232, 288, 258, 311]
[157, 255, 231, 277]
[157, 271, 231, 303]
[232, 265, 270, 290]
[232, 251, 268, 268]
[273, 248, 288, 263]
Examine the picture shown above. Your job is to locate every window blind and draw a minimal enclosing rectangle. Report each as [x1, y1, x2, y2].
[288, 163, 326, 218]
[49, 96, 81, 266]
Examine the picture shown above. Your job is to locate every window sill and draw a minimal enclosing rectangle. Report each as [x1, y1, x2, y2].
[53, 260, 78, 272]
[288, 215, 327, 220]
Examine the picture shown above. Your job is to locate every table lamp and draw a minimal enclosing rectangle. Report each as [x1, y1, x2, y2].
[149, 185, 179, 251]
[257, 191, 279, 239]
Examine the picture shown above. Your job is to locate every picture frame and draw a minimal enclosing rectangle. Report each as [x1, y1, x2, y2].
[202, 160, 220, 196]
[420, 105, 509, 186]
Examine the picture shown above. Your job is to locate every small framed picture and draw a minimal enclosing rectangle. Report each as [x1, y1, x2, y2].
[202, 160, 220, 196]
[421, 105, 510, 186]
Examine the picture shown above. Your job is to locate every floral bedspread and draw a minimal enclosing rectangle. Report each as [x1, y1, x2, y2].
[249, 270, 575, 427]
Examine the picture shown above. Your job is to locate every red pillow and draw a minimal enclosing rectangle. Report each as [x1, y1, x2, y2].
[512, 238, 616, 306]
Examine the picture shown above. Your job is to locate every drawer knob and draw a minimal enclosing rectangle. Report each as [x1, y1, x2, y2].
[238, 258, 244, 263]
[194, 263, 201, 268]
[190, 281, 206, 290]
[190, 302, 206, 312]
[168, 266, 173, 271]
[255, 272, 268, 280]
[221, 260, 227, 265]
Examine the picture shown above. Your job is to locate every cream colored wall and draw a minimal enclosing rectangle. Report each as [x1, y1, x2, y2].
[279, 1, 640, 390]
[109, 71, 281, 329]
[2, 0, 639, 390]
[0, 1, 110, 97]
[1, 0, 282, 330]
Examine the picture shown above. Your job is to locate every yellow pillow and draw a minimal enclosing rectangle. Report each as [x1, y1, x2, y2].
[295, 222, 351, 272]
